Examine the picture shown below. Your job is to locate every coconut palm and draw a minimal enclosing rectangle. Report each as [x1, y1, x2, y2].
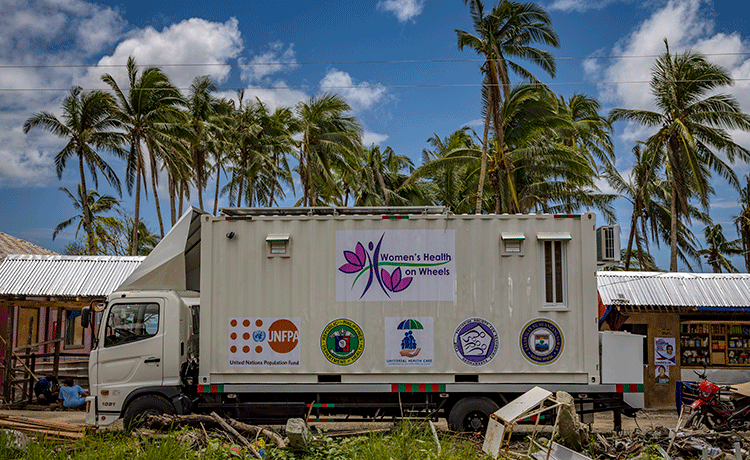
[610, 40, 750, 271]
[734, 176, 750, 271]
[456, 0, 558, 213]
[23, 86, 125, 255]
[698, 224, 742, 273]
[602, 143, 666, 270]
[353, 145, 416, 207]
[53, 185, 120, 255]
[294, 93, 362, 206]
[102, 57, 184, 253]
[403, 128, 481, 212]
[185, 75, 223, 211]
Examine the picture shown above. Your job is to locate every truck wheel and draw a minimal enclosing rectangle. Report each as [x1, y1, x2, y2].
[448, 397, 499, 433]
[123, 395, 175, 430]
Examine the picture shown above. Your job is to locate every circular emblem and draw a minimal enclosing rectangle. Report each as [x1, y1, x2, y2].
[268, 319, 299, 354]
[453, 318, 499, 366]
[519, 318, 564, 365]
[320, 319, 365, 366]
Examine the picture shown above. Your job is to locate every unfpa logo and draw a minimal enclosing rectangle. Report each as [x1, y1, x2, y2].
[267, 319, 299, 354]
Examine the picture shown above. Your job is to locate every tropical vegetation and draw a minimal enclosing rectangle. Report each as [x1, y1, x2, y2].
[22, 2, 750, 272]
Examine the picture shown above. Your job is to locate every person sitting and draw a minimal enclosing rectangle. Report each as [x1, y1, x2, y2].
[33, 375, 59, 405]
[58, 378, 87, 409]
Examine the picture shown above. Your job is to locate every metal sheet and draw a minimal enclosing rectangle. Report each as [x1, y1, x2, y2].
[597, 272, 750, 310]
[491, 386, 552, 422]
[0, 255, 144, 298]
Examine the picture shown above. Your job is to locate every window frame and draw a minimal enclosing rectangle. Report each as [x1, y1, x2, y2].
[103, 302, 161, 348]
[539, 238, 569, 310]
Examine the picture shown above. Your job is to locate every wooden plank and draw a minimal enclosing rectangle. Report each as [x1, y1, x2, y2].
[53, 307, 63, 378]
[13, 338, 64, 352]
[3, 305, 14, 401]
[0, 300, 87, 309]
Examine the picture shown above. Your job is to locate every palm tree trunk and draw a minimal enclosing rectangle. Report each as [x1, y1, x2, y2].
[78, 153, 95, 255]
[624, 205, 638, 270]
[475, 106, 491, 214]
[148, 153, 165, 238]
[213, 165, 221, 215]
[131, 144, 143, 256]
[178, 182, 184, 216]
[169, 172, 176, 226]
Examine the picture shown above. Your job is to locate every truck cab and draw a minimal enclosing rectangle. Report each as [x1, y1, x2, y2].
[86, 290, 198, 426]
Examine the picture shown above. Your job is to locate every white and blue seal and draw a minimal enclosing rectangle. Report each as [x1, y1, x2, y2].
[519, 318, 564, 365]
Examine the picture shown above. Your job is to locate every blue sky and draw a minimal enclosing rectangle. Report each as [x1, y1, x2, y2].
[2, 0, 750, 271]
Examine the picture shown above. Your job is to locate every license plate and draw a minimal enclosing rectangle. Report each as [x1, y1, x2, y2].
[682, 405, 692, 414]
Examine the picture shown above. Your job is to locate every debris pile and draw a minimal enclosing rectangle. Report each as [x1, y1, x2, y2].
[0, 413, 83, 442]
[142, 412, 285, 458]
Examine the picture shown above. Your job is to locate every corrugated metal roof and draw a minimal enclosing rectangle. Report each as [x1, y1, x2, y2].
[0, 255, 145, 298]
[597, 271, 750, 309]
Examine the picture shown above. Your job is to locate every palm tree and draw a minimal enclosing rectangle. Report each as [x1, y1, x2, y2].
[353, 145, 416, 207]
[185, 75, 223, 211]
[102, 57, 184, 253]
[456, 0, 558, 213]
[403, 128, 481, 212]
[698, 224, 742, 273]
[610, 40, 750, 271]
[23, 86, 125, 255]
[735, 176, 750, 271]
[294, 93, 362, 206]
[603, 143, 666, 270]
[52, 185, 120, 254]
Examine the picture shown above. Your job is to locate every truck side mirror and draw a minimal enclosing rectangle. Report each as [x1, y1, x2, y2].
[81, 306, 91, 329]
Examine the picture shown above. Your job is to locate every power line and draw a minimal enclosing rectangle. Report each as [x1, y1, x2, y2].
[2, 51, 750, 69]
[4, 78, 750, 93]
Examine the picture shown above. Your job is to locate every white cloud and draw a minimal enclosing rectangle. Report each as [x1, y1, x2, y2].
[240, 42, 299, 83]
[91, 17, 243, 88]
[319, 69, 387, 112]
[547, 0, 619, 12]
[363, 131, 390, 146]
[377, 0, 424, 23]
[589, 0, 750, 149]
[218, 80, 310, 112]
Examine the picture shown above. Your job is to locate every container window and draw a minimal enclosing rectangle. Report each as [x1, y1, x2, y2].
[542, 240, 567, 308]
[266, 234, 291, 258]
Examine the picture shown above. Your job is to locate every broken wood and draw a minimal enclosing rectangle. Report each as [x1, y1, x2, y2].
[144, 413, 285, 448]
[210, 412, 261, 459]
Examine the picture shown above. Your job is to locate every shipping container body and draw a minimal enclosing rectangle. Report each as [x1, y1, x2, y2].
[85, 208, 636, 431]
[199, 210, 599, 386]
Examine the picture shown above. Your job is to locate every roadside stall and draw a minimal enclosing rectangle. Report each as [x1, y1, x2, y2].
[598, 271, 750, 408]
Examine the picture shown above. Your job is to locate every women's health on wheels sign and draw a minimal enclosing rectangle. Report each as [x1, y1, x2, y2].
[336, 230, 455, 302]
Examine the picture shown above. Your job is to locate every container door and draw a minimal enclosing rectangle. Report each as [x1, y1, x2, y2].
[95, 300, 164, 412]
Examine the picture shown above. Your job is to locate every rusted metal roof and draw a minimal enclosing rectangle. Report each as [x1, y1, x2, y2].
[0, 232, 57, 261]
[0, 255, 144, 298]
[597, 271, 750, 310]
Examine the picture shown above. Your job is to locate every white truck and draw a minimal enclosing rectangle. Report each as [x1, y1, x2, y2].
[82, 206, 641, 430]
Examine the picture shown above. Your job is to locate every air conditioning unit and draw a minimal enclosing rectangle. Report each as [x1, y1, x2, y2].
[596, 225, 621, 264]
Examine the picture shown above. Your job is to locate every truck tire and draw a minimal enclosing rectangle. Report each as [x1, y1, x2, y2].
[448, 397, 499, 433]
[123, 395, 175, 430]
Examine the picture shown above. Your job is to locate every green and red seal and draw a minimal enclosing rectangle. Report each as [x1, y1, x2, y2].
[321, 319, 365, 366]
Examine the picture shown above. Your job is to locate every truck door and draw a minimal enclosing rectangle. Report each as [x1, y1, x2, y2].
[96, 300, 164, 411]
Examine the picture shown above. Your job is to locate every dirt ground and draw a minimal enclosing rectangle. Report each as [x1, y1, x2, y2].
[0, 407, 682, 434]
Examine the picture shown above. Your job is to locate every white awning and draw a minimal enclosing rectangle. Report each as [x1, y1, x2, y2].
[501, 232, 525, 241]
[537, 232, 572, 241]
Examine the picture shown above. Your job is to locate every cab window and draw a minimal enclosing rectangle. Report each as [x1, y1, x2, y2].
[104, 303, 160, 347]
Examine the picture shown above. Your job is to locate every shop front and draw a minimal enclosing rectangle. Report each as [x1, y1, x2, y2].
[598, 271, 750, 409]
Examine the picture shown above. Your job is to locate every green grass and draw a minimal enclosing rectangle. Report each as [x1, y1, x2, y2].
[0, 422, 487, 460]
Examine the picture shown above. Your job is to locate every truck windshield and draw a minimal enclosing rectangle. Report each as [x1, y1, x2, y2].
[104, 303, 160, 347]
